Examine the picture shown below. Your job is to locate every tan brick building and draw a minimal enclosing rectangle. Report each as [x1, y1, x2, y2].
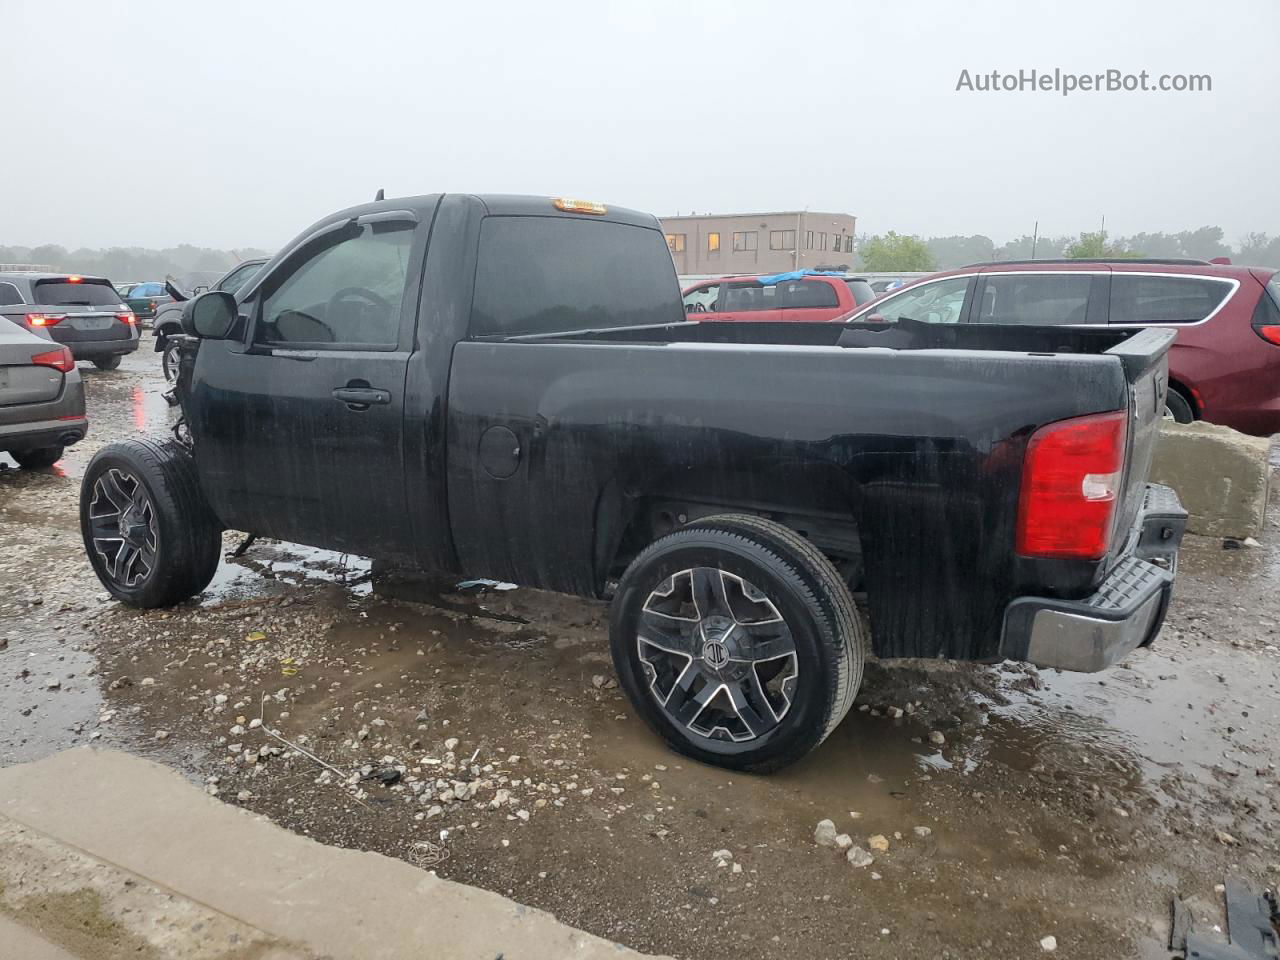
[659, 210, 857, 276]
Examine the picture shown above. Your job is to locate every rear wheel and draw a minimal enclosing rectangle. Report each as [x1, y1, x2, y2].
[80, 438, 222, 607]
[1163, 389, 1195, 424]
[10, 446, 63, 470]
[609, 516, 865, 772]
[92, 355, 123, 371]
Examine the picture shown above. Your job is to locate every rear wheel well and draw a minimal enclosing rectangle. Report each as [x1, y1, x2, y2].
[607, 498, 864, 593]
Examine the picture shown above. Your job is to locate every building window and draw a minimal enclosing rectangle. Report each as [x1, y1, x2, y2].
[665, 233, 685, 253]
[818, 233, 827, 251]
[805, 231, 814, 250]
[707, 232, 720, 254]
[769, 230, 796, 251]
[732, 231, 758, 252]
[843, 235, 853, 253]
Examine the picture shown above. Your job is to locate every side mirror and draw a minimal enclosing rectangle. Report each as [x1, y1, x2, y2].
[193, 284, 209, 295]
[182, 291, 238, 339]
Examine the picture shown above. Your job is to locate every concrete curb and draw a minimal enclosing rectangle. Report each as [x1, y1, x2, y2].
[0, 748, 664, 960]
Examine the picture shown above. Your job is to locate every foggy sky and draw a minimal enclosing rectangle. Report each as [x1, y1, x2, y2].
[5, 0, 1278, 251]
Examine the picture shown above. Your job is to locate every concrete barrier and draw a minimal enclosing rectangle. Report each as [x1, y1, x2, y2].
[1148, 421, 1272, 539]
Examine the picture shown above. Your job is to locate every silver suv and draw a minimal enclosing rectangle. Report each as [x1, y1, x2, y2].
[0, 272, 140, 371]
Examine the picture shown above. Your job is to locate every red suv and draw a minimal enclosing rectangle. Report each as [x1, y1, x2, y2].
[839, 259, 1280, 437]
[682, 272, 876, 322]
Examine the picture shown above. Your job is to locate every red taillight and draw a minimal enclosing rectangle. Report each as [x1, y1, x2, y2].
[67, 275, 82, 283]
[1016, 410, 1128, 560]
[27, 313, 66, 327]
[117, 312, 136, 324]
[30, 347, 75, 373]
[1253, 324, 1280, 346]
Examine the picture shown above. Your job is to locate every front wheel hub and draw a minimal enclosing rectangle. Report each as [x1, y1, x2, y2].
[87, 468, 158, 588]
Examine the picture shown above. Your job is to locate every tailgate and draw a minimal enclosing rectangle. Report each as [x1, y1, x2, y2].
[1106, 328, 1177, 557]
[0, 364, 62, 406]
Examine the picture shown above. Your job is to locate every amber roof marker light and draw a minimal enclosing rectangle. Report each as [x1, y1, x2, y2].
[552, 198, 607, 215]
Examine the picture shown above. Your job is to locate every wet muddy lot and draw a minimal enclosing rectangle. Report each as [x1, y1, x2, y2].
[2, 350, 1278, 959]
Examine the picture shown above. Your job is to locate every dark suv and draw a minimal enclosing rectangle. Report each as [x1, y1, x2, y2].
[841, 259, 1280, 436]
[0, 273, 140, 371]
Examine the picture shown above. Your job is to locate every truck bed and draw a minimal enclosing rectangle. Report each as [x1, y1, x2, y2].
[447, 320, 1174, 661]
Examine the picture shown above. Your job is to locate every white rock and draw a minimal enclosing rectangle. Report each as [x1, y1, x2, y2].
[249, 718, 263, 730]
[835, 834, 853, 851]
[712, 848, 733, 862]
[814, 819, 838, 847]
[45, 678, 60, 690]
[731, 863, 743, 874]
[1040, 935, 1057, 952]
[846, 846, 874, 868]
[214, 694, 228, 705]
[928, 730, 946, 746]
[516, 809, 530, 822]
[913, 826, 932, 838]
[444, 737, 459, 751]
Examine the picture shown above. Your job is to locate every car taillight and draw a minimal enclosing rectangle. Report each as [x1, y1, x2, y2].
[27, 313, 66, 327]
[1253, 324, 1280, 346]
[30, 347, 75, 373]
[1016, 410, 1128, 560]
[117, 312, 136, 324]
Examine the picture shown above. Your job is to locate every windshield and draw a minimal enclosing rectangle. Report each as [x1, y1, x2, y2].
[33, 278, 124, 307]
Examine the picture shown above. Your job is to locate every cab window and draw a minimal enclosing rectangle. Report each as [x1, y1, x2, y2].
[255, 223, 413, 346]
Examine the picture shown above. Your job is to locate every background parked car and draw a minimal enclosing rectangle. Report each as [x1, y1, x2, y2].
[0, 272, 140, 371]
[0, 321, 87, 469]
[681, 272, 876, 322]
[841, 258, 1280, 436]
[121, 281, 173, 322]
[152, 257, 268, 381]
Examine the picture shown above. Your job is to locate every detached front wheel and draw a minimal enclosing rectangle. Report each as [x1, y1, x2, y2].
[610, 516, 865, 773]
[80, 438, 223, 607]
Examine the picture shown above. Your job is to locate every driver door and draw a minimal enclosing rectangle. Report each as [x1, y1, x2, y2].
[189, 214, 423, 561]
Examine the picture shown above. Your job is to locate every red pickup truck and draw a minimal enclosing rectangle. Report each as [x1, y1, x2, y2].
[681, 272, 875, 322]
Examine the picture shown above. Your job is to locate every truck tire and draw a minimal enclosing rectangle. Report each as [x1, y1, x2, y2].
[80, 438, 223, 608]
[161, 337, 182, 383]
[1163, 389, 1195, 424]
[10, 445, 64, 470]
[609, 517, 865, 772]
[92, 355, 122, 371]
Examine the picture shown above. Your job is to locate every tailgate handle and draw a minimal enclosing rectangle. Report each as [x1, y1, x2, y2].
[332, 385, 390, 407]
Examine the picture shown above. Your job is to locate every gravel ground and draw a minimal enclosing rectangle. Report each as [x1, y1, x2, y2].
[2, 348, 1278, 959]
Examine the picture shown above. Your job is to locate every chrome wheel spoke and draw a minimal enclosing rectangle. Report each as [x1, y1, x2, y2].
[637, 609, 697, 656]
[690, 567, 732, 620]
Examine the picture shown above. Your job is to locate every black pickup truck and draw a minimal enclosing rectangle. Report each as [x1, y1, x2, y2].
[78, 194, 1186, 772]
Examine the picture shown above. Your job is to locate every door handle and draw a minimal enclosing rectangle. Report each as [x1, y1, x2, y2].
[332, 386, 391, 406]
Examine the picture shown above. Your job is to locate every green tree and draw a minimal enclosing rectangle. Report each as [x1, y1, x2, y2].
[925, 235, 995, 269]
[859, 232, 936, 271]
[1065, 231, 1136, 259]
